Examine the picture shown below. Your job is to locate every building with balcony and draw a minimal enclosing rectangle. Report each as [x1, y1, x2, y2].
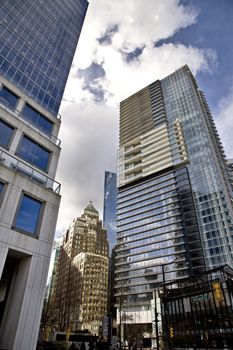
[46, 202, 109, 335]
[0, 1, 88, 348]
[115, 65, 233, 340]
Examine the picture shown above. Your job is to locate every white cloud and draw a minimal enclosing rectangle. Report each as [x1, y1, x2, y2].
[99, 43, 216, 106]
[56, 0, 218, 235]
[71, 0, 199, 69]
[65, 0, 216, 105]
[56, 101, 118, 234]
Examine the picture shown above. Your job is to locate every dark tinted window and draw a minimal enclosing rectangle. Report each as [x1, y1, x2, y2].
[0, 86, 19, 108]
[0, 119, 14, 148]
[15, 194, 42, 235]
[17, 136, 50, 171]
[0, 181, 4, 193]
[0, 181, 5, 205]
[21, 104, 53, 135]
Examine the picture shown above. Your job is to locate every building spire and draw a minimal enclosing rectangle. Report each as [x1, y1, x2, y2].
[84, 201, 99, 213]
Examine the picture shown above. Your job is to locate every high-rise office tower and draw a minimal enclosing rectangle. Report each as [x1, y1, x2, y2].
[47, 202, 109, 335]
[115, 65, 233, 336]
[103, 171, 117, 253]
[103, 171, 117, 321]
[0, 1, 88, 348]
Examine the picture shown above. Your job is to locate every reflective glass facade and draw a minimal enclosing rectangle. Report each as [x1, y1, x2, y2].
[0, 0, 88, 116]
[116, 167, 205, 304]
[103, 171, 117, 252]
[161, 66, 233, 269]
[17, 135, 50, 171]
[0, 1, 87, 347]
[0, 181, 4, 193]
[21, 103, 53, 135]
[15, 194, 42, 234]
[116, 65, 233, 316]
[0, 118, 14, 148]
[0, 85, 19, 108]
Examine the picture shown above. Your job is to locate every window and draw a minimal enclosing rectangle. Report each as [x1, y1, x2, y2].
[0, 85, 19, 108]
[0, 181, 6, 206]
[0, 119, 14, 149]
[21, 103, 53, 135]
[0, 182, 4, 193]
[17, 135, 50, 171]
[14, 194, 42, 235]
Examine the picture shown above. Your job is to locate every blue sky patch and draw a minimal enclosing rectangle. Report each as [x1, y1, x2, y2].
[121, 45, 145, 63]
[97, 24, 119, 45]
[77, 62, 106, 102]
[156, 0, 233, 113]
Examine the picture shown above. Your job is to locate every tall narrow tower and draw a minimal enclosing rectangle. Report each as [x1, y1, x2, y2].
[0, 1, 88, 348]
[103, 171, 117, 253]
[115, 65, 233, 337]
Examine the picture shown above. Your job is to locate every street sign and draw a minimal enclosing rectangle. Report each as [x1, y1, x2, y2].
[191, 293, 209, 303]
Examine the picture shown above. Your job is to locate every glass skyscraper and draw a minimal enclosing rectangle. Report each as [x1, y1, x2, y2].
[0, 1, 88, 348]
[0, 0, 87, 116]
[115, 65, 233, 336]
[103, 171, 117, 253]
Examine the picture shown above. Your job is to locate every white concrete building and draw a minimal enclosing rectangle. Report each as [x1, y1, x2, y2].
[0, 78, 61, 349]
[0, 1, 88, 348]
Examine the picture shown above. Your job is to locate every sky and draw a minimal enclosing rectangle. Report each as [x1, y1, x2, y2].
[55, 0, 233, 237]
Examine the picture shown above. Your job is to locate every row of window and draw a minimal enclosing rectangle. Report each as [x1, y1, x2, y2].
[117, 230, 184, 251]
[117, 192, 178, 216]
[117, 208, 181, 232]
[0, 118, 50, 172]
[118, 186, 177, 210]
[117, 171, 174, 201]
[0, 84, 54, 134]
[116, 262, 187, 281]
[0, 56, 61, 115]
[115, 254, 181, 273]
[1, 0, 87, 115]
[117, 203, 180, 225]
[116, 244, 185, 265]
[0, 181, 42, 235]
[116, 236, 185, 259]
[117, 219, 182, 239]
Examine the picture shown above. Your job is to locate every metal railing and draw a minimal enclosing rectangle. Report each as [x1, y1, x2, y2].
[0, 98, 61, 146]
[0, 148, 61, 194]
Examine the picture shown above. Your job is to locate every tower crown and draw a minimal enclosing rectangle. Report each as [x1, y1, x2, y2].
[84, 201, 99, 213]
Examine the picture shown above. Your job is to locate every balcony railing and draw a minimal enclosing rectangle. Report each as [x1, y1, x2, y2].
[0, 98, 61, 146]
[0, 148, 61, 194]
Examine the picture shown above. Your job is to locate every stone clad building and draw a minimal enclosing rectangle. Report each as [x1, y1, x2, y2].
[46, 202, 109, 335]
[0, 1, 88, 348]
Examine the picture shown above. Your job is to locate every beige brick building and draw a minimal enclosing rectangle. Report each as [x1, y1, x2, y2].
[46, 202, 109, 335]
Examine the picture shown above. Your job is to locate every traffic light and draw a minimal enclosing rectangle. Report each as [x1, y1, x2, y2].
[169, 327, 174, 338]
[212, 282, 223, 302]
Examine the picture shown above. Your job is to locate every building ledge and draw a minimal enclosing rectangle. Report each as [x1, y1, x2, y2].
[0, 148, 61, 194]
